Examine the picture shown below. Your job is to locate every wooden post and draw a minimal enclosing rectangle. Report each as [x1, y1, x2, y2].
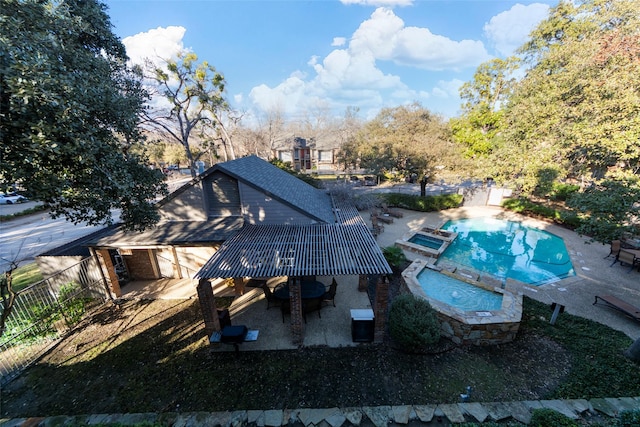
[233, 277, 245, 296]
[197, 278, 220, 338]
[95, 249, 122, 298]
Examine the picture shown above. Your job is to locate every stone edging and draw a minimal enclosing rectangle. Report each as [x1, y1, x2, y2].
[2, 397, 639, 426]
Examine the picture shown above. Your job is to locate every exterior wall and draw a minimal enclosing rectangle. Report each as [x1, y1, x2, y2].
[174, 245, 219, 277]
[239, 182, 317, 225]
[123, 249, 157, 280]
[36, 255, 87, 279]
[159, 182, 207, 221]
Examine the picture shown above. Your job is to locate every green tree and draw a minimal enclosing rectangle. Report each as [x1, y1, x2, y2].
[450, 57, 519, 158]
[1, 0, 166, 230]
[493, 0, 640, 193]
[567, 178, 640, 244]
[143, 52, 229, 177]
[343, 103, 460, 190]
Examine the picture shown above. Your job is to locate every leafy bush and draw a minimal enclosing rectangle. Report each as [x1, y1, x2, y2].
[501, 197, 583, 230]
[382, 246, 407, 272]
[550, 183, 580, 201]
[529, 408, 578, 427]
[381, 193, 463, 212]
[389, 293, 440, 352]
[619, 409, 640, 426]
[58, 282, 88, 326]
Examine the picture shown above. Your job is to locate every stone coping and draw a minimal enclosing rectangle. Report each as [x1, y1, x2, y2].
[2, 398, 639, 426]
[402, 259, 523, 326]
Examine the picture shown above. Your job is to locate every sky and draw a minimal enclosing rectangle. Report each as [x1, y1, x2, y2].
[104, 0, 557, 125]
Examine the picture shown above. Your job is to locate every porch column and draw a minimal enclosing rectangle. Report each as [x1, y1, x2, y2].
[373, 275, 389, 343]
[171, 247, 183, 279]
[233, 277, 245, 296]
[96, 249, 122, 298]
[289, 278, 304, 346]
[197, 278, 220, 337]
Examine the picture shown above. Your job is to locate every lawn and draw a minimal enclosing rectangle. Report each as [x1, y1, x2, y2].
[2, 293, 639, 418]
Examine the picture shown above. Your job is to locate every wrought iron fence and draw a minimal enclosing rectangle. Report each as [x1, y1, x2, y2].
[0, 257, 109, 386]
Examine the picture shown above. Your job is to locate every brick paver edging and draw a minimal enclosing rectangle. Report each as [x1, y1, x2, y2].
[2, 397, 640, 426]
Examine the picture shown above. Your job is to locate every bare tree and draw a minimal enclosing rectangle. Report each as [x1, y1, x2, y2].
[142, 51, 228, 177]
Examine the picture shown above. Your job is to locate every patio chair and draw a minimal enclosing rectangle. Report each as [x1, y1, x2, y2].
[322, 279, 338, 307]
[302, 297, 322, 322]
[604, 240, 621, 260]
[615, 249, 639, 271]
[261, 284, 280, 310]
[594, 295, 640, 323]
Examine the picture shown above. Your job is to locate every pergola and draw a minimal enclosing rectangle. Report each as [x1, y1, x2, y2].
[195, 202, 392, 344]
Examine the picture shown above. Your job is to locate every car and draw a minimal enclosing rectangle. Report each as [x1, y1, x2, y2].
[363, 176, 377, 186]
[0, 192, 28, 204]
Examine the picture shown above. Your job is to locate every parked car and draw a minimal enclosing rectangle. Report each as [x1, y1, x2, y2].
[363, 176, 377, 186]
[0, 192, 28, 204]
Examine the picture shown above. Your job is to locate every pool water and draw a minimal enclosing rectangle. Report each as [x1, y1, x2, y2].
[408, 234, 444, 250]
[417, 268, 502, 311]
[439, 217, 575, 286]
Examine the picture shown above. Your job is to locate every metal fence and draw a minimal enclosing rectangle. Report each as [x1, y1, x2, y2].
[0, 257, 109, 386]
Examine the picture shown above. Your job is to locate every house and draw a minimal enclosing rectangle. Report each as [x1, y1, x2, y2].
[79, 155, 391, 344]
[272, 135, 340, 173]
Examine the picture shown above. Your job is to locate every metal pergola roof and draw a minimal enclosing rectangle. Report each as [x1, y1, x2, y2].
[195, 203, 392, 279]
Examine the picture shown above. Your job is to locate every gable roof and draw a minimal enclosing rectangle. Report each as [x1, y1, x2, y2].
[212, 155, 336, 224]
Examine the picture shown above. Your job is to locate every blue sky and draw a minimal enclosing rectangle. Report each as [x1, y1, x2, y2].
[105, 0, 557, 124]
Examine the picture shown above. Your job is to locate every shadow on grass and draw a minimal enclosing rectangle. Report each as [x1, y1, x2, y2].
[2, 298, 639, 418]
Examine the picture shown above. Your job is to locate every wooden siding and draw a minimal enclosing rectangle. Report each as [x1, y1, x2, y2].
[159, 182, 206, 221]
[204, 171, 241, 218]
[239, 182, 319, 225]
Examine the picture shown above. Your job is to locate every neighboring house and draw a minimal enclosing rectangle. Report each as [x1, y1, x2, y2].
[47, 155, 390, 344]
[272, 135, 340, 173]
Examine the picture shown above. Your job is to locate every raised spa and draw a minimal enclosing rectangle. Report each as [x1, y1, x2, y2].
[402, 259, 522, 345]
[395, 226, 457, 258]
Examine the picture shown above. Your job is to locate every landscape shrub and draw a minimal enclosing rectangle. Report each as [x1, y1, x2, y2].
[58, 282, 88, 326]
[381, 193, 463, 212]
[619, 409, 640, 426]
[388, 293, 440, 352]
[382, 246, 407, 273]
[550, 183, 580, 201]
[501, 197, 583, 230]
[529, 408, 578, 427]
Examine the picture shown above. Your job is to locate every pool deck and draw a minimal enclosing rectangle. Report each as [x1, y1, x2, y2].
[376, 205, 640, 341]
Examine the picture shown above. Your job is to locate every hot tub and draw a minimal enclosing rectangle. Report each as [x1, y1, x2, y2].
[401, 259, 522, 345]
[395, 226, 457, 258]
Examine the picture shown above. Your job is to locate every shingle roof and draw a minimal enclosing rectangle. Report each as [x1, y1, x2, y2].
[214, 155, 335, 224]
[87, 218, 243, 248]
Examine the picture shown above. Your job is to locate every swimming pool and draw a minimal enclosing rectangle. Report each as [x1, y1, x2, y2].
[417, 267, 502, 311]
[438, 217, 575, 286]
[409, 234, 445, 250]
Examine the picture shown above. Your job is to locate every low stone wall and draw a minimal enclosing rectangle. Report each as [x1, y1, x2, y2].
[401, 259, 523, 346]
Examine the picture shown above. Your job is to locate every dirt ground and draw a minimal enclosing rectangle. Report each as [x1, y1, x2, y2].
[1, 274, 577, 418]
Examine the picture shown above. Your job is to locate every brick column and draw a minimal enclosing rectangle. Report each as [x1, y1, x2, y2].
[289, 278, 304, 346]
[197, 278, 220, 338]
[373, 276, 389, 343]
[96, 249, 121, 298]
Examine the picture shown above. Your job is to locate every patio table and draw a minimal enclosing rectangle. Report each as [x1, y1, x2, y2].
[273, 280, 326, 300]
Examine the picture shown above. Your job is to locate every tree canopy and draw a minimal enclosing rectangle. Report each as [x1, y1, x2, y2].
[1, 0, 166, 231]
[491, 0, 640, 193]
[143, 52, 229, 177]
[339, 103, 463, 185]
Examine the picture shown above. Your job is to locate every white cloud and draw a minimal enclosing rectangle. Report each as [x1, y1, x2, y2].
[351, 8, 490, 71]
[484, 3, 550, 56]
[332, 37, 347, 47]
[122, 26, 187, 66]
[340, 0, 413, 7]
[248, 7, 488, 118]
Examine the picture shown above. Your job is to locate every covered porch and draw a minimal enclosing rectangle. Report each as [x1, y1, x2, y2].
[196, 204, 392, 346]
